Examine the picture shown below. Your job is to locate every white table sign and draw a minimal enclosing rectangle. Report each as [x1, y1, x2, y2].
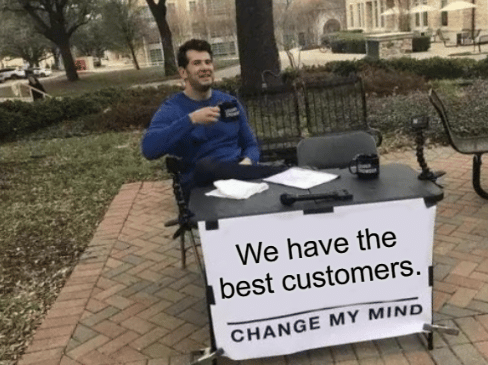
[198, 198, 436, 360]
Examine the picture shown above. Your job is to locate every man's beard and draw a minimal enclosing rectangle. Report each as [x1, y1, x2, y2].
[190, 74, 214, 92]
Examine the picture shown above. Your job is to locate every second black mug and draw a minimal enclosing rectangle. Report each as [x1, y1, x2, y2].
[348, 153, 380, 179]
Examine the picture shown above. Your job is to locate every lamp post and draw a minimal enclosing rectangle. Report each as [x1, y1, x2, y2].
[472, 0, 475, 38]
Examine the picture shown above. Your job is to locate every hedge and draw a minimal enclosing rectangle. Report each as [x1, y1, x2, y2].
[0, 86, 178, 141]
[330, 32, 367, 54]
[303, 56, 488, 80]
[3, 55, 488, 141]
[412, 36, 431, 52]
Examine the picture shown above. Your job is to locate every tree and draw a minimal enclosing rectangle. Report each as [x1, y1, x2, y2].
[145, 0, 177, 76]
[101, 0, 147, 70]
[0, 11, 52, 67]
[71, 15, 107, 58]
[2, 0, 96, 81]
[235, 0, 281, 89]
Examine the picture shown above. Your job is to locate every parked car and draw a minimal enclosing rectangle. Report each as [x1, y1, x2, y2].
[26, 67, 52, 78]
[0, 67, 27, 80]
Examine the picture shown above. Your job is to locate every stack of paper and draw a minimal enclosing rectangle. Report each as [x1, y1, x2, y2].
[263, 167, 338, 189]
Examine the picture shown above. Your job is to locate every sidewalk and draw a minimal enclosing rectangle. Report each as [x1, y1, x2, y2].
[18, 146, 488, 365]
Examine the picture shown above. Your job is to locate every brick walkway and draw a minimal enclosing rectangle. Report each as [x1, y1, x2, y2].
[18, 146, 488, 365]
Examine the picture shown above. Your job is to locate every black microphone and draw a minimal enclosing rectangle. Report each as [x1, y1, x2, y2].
[280, 190, 353, 206]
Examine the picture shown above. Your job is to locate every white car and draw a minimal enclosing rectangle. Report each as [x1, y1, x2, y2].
[28, 67, 52, 78]
[0, 68, 26, 80]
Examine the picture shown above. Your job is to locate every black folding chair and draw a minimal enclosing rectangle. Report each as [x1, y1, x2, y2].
[303, 76, 382, 147]
[164, 156, 203, 271]
[237, 84, 302, 165]
[297, 131, 378, 169]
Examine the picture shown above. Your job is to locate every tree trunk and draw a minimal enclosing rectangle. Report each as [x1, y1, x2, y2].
[146, 0, 178, 76]
[128, 42, 140, 70]
[158, 17, 177, 76]
[235, 0, 281, 89]
[57, 35, 79, 81]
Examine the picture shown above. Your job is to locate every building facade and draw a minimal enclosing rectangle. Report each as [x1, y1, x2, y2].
[275, 0, 347, 48]
[138, 0, 237, 67]
[346, 0, 487, 35]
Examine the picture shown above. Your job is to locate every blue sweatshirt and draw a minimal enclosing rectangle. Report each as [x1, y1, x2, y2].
[141, 90, 260, 185]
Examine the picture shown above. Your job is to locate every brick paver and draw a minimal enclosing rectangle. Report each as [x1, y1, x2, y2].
[17, 147, 488, 364]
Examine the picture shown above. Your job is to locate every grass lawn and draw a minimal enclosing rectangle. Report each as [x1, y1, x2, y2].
[0, 58, 239, 98]
[0, 131, 163, 363]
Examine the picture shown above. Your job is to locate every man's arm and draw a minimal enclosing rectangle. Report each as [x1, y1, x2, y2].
[141, 102, 220, 160]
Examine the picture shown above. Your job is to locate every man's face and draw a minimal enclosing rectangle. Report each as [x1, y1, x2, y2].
[179, 50, 214, 93]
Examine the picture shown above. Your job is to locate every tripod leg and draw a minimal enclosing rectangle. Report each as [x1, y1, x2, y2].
[189, 229, 204, 274]
[180, 231, 186, 269]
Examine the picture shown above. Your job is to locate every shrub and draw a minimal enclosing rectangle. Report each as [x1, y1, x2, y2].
[302, 56, 486, 80]
[412, 36, 431, 52]
[0, 87, 128, 140]
[330, 32, 367, 54]
[360, 66, 427, 96]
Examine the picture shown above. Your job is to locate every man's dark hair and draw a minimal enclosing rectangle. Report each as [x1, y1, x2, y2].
[177, 39, 213, 68]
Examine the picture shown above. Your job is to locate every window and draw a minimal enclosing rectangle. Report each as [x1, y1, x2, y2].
[284, 34, 295, 49]
[189, 0, 196, 12]
[206, 0, 227, 15]
[415, 13, 420, 26]
[192, 21, 207, 37]
[357, 3, 362, 27]
[441, 0, 448, 26]
[211, 41, 236, 56]
[423, 12, 428, 26]
[348, 5, 353, 28]
[209, 19, 233, 38]
[167, 2, 176, 15]
[380, 0, 385, 27]
[150, 49, 163, 65]
[373, 1, 379, 28]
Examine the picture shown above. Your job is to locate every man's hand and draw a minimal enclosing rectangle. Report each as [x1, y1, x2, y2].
[239, 157, 252, 165]
[189, 106, 220, 125]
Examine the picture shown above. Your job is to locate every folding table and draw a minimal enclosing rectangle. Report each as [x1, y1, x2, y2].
[189, 163, 444, 361]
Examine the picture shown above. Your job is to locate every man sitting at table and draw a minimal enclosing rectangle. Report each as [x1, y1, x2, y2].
[141, 39, 284, 200]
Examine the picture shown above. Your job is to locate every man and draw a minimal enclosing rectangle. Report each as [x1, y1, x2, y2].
[141, 39, 283, 199]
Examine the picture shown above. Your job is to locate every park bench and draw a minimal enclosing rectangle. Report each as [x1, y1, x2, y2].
[437, 29, 457, 47]
[429, 89, 488, 199]
[477, 35, 488, 52]
[236, 75, 382, 165]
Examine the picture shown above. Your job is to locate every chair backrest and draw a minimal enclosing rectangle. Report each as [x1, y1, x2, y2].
[303, 76, 366, 135]
[428, 89, 464, 153]
[237, 84, 302, 163]
[437, 29, 449, 42]
[297, 131, 377, 169]
[303, 76, 382, 146]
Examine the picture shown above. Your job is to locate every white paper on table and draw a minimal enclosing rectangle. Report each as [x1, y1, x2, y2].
[205, 179, 269, 199]
[263, 167, 339, 189]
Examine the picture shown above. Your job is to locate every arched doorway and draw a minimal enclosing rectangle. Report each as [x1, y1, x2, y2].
[323, 19, 341, 34]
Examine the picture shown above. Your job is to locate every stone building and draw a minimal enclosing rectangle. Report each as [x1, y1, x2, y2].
[137, 0, 237, 66]
[345, 0, 487, 36]
[275, 0, 347, 48]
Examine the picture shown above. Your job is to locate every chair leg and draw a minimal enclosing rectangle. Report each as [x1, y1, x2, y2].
[472, 154, 488, 199]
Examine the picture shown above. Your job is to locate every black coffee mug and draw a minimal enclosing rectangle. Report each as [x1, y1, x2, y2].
[348, 153, 380, 179]
[219, 100, 240, 122]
